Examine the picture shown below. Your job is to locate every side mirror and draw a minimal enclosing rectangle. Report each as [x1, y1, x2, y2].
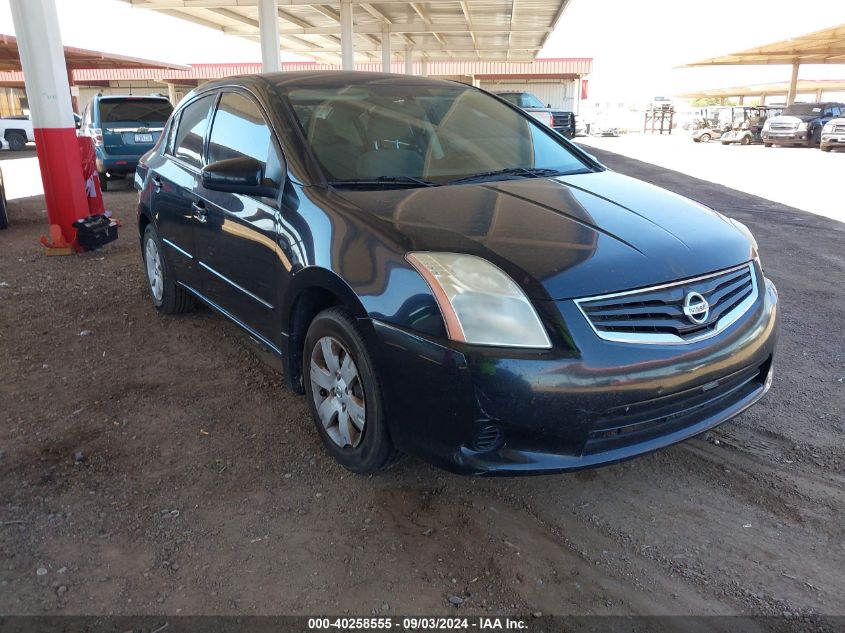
[202, 156, 278, 197]
[547, 103, 552, 108]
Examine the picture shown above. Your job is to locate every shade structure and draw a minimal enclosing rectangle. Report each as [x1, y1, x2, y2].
[0, 33, 190, 72]
[119, 0, 572, 64]
[683, 24, 845, 67]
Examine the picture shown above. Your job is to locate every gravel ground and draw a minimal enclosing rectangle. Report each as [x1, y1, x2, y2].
[0, 155, 843, 621]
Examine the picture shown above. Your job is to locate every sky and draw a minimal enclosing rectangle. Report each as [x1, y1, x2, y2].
[0, 0, 844, 103]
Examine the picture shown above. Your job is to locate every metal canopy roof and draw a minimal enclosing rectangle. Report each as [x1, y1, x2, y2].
[0, 33, 189, 72]
[121, 0, 571, 63]
[684, 23, 845, 66]
[677, 79, 845, 100]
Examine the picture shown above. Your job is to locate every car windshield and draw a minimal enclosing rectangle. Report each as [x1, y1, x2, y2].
[99, 99, 173, 124]
[782, 104, 823, 116]
[499, 93, 545, 109]
[285, 83, 589, 186]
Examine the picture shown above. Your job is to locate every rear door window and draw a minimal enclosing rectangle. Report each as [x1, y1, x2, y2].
[98, 99, 173, 124]
[171, 95, 215, 170]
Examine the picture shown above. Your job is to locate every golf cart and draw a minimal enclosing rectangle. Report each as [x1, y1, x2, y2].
[721, 106, 783, 145]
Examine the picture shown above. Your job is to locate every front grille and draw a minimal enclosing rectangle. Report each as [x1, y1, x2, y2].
[575, 262, 758, 344]
[583, 359, 769, 455]
[770, 122, 797, 131]
[552, 112, 573, 128]
[833, 124, 845, 134]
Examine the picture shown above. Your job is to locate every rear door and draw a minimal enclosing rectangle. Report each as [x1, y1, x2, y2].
[150, 93, 216, 286]
[99, 97, 173, 159]
[192, 90, 290, 348]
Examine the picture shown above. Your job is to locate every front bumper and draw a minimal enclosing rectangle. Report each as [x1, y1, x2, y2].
[762, 131, 809, 144]
[370, 271, 779, 475]
[821, 134, 845, 148]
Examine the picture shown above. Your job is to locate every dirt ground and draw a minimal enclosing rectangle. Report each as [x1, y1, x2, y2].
[1, 151, 843, 622]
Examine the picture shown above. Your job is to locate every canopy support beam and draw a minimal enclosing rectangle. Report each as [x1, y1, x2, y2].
[258, 0, 281, 72]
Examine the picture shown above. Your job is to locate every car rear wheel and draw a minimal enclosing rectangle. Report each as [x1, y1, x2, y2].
[303, 307, 398, 474]
[141, 223, 194, 314]
[98, 172, 108, 192]
[5, 132, 26, 152]
[699, 133, 711, 143]
[820, 145, 831, 152]
[0, 177, 8, 230]
[741, 135, 751, 145]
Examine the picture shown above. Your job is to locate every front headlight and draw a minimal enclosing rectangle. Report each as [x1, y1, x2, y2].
[406, 252, 552, 348]
[797, 122, 809, 131]
[762, 120, 771, 131]
[823, 122, 834, 133]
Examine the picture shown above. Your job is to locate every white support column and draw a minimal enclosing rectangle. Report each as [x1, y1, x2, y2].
[405, 48, 414, 75]
[340, 0, 354, 71]
[419, 56, 428, 77]
[258, 0, 281, 73]
[9, 0, 89, 245]
[381, 24, 391, 73]
[787, 61, 799, 106]
[167, 82, 177, 106]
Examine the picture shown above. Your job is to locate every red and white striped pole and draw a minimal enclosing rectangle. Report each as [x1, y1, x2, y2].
[10, 0, 89, 247]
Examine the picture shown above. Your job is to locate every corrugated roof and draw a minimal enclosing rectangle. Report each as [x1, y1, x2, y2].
[676, 79, 845, 99]
[684, 23, 845, 66]
[118, 0, 572, 63]
[0, 33, 189, 72]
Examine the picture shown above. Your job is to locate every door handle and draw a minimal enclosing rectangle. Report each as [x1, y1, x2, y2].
[191, 201, 208, 224]
[152, 175, 162, 193]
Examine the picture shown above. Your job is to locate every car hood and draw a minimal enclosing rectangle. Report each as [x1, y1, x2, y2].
[334, 170, 753, 300]
[770, 114, 818, 124]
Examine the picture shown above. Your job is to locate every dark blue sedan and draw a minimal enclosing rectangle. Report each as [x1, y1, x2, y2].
[135, 72, 778, 475]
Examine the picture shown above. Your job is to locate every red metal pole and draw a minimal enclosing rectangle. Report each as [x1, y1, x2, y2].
[10, 0, 90, 248]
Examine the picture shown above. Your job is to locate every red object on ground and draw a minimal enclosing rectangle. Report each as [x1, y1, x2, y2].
[33, 127, 90, 245]
[78, 135, 104, 215]
[581, 79, 589, 100]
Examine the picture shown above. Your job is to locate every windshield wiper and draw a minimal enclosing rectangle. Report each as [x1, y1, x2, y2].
[448, 167, 567, 185]
[328, 176, 439, 188]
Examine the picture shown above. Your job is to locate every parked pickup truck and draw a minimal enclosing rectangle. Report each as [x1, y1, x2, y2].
[0, 116, 34, 151]
[495, 91, 577, 138]
[761, 102, 844, 147]
[820, 116, 845, 152]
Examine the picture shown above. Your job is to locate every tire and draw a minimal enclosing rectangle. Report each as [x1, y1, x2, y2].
[6, 132, 26, 152]
[740, 135, 751, 145]
[303, 307, 398, 474]
[98, 172, 108, 192]
[764, 143, 773, 148]
[0, 182, 8, 230]
[141, 223, 194, 314]
[699, 133, 711, 143]
[820, 145, 831, 152]
[721, 141, 729, 146]
[807, 127, 821, 148]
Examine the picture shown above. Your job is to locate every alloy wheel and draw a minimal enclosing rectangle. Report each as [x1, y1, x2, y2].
[145, 237, 164, 303]
[309, 336, 366, 448]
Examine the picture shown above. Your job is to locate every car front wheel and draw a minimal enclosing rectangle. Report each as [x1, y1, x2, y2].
[141, 223, 194, 314]
[303, 307, 398, 474]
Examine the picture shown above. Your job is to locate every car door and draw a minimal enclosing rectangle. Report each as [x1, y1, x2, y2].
[150, 93, 216, 287]
[191, 89, 291, 349]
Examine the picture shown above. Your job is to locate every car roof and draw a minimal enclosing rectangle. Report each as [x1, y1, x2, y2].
[195, 71, 469, 97]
